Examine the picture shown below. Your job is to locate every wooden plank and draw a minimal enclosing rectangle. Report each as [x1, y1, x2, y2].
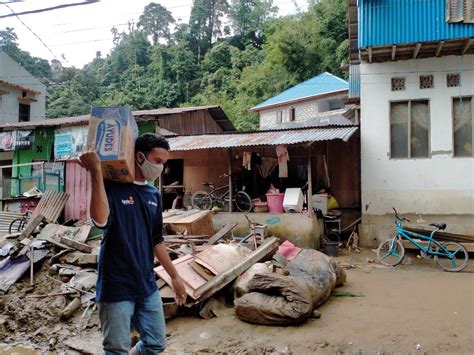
[402, 239, 474, 253]
[194, 244, 251, 275]
[391, 45, 396, 60]
[436, 41, 444, 56]
[413, 43, 422, 59]
[462, 38, 474, 54]
[405, 227, 474, 243]
[194, 236, 279, 301]
[154, 254, 208, 300]
[207, 222, 238, 245]
[60, 237, 92, 253]
[19, 213, 44, 241]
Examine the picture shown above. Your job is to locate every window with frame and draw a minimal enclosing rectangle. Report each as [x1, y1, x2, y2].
[19, 103, 30, 122]
[390, 100, 430, 158]
[276, 110, 282, 124]
[289, 107, 295, 121]
[453, 97, 473, 157]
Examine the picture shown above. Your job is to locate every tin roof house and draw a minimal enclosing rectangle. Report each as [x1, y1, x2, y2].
[350, 0, 474, 245]
[252, 72, 355, 129]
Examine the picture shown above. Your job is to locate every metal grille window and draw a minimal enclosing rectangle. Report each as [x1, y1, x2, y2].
[453, 97, 473, 157]
[390, 100, 430, 159]
[391, 77, 406, 91]
[446, 0, 474, 23]
[447, 73, 461, 87]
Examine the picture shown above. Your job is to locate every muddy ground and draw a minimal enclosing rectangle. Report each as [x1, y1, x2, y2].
[1, 248, 473, 354]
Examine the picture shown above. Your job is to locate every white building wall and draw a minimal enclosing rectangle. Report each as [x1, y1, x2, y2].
[360, 55, 474, 244]
[258, 92, 347, 128]
[0, 52, 46, 124]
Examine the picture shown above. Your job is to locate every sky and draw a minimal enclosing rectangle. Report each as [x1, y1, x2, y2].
[0, 0, 308, 69]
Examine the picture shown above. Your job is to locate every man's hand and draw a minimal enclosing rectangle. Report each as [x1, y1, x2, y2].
[78, 151, 101, 173]
[171, 276, 186, 306]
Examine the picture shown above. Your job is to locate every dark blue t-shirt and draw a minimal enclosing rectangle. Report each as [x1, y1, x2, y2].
[95, 180, 164, 302]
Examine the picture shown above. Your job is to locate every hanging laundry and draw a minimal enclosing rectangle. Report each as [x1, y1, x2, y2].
[276, 145, 289, 178]
[242, 152, 252, 170]
[258, 157, 277, 178]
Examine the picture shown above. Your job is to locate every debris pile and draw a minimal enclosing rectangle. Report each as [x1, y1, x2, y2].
[1, 205, 348, 352]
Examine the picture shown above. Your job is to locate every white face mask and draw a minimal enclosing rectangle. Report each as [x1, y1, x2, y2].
[137, 153, 164, 182]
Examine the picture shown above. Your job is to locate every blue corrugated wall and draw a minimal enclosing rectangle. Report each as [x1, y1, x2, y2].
[359, 0, 474, 48]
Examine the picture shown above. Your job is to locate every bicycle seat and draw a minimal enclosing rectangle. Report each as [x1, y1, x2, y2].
[430, 223, 446, 230]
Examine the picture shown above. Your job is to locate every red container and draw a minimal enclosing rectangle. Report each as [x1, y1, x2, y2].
[266, 193, 285, 213]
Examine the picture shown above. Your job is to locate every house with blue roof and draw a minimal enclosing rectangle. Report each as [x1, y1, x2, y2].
[348, 0, 474, 245]
[252, 72, 351, 129]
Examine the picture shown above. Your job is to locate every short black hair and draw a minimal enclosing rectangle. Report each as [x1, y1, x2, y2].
[135, 133, 170, 155]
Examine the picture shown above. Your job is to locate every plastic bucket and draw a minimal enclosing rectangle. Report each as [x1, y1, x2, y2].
[266, 193, 285, 213]
[323, 241, 339, 257]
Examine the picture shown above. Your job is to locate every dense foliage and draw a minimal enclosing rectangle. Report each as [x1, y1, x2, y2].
[0, 0, 347, 130]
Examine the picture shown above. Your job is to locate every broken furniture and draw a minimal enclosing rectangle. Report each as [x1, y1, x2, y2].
[163, 210, 213, 236]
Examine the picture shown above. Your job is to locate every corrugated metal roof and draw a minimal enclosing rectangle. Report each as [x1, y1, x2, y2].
[349, 65, 360, 98]
[133, 105, 219, 116]
[167, 126, 358, 151]
[253, 72, 349, 111]
[0, 105, 235, 132]
[263, 109, 354, 130]
[359, 0, 474, 47]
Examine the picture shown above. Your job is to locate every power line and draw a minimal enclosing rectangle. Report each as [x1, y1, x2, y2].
[0, 0, 99, 19]
[1, 2, 60, 61]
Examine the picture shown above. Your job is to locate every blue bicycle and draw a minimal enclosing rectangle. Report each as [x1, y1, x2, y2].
[377, 208, 469, 272]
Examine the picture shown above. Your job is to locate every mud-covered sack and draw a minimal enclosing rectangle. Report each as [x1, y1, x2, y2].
[235, 249, 346, 325]
[234, 262, 273, 297]
[234, 273, 312, 325]
[286, 249, 345, 308]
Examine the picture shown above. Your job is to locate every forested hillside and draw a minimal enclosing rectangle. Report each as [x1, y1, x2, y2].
[0, 0, 347, 130]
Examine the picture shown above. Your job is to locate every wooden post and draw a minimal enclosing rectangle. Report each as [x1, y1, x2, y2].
[228, 149, 233, 213]
[158, 170, 163, 208]
[307, 145, 313, 210]
[30, 244, 34, 286]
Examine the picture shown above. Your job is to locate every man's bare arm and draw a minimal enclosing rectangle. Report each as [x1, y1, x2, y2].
[154, 243, 186, 305]
[79, 151, 109, 225]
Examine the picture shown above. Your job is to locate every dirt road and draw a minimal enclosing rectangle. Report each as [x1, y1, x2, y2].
[1, 249, 473, 354]
[164, 250, 474, 354]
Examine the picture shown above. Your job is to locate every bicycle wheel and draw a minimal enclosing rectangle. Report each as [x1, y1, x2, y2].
[235, 191, 252, 212]
[434, 242, 469, 272]
[9, 218, 24, 234]
[377, 239, 405, 266]
[191, 191, 213, 210]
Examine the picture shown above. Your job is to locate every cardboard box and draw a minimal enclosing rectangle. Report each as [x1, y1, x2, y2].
[85, 106, 138, 183]
[312, 194, 328, 214]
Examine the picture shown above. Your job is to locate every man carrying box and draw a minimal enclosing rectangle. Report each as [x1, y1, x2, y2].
[80, 133, 186, 354]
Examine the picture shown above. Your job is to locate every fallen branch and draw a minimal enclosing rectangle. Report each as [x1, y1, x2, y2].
[26, 292, 71, 299]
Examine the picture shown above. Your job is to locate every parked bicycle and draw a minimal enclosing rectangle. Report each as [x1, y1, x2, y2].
[191, 174, 252, 212]
[377, 208, 469, 272]
[9, 207, 33, 234]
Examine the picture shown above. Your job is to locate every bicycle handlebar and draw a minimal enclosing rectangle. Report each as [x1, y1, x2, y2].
[393, 207, 410, 222]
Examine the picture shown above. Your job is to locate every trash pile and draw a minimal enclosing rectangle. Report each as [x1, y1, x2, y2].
[0, 203, 347, 352]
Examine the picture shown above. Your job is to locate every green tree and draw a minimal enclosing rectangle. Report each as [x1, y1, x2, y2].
[229, 0, 277, 47]
[138, 3, 175, 45]
[189, 0, 228, 60]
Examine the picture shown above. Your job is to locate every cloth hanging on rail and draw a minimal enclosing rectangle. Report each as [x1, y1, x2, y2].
[242, 152, 252, 170]
[258, 158, 277, 178]
[276, 145, 289, 178]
